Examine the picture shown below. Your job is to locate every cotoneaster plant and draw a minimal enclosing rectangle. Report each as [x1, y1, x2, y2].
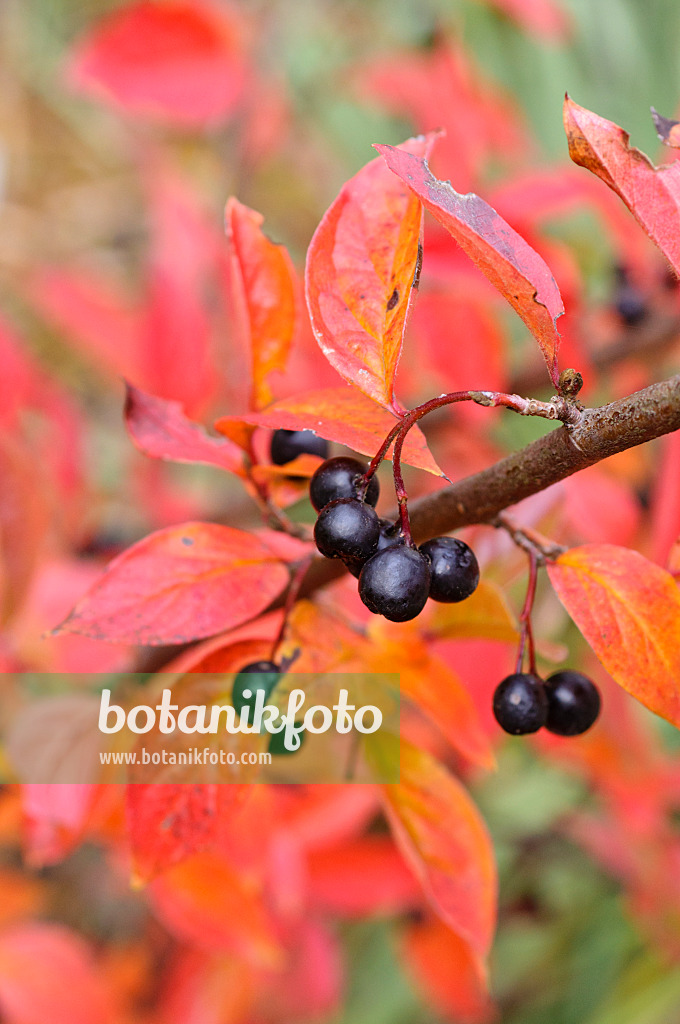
[55, 97, 680, 994]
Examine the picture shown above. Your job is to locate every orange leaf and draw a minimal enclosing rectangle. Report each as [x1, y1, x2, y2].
[428, 579, 519, 643]
[367, 621, 495, 769]
[150, 853, 280, 965]
[547, 544, 680, 726]
[224, 198, 297, 410]
[382, 742, 497, 958]
[376, 143, 564, 386]
[401, 918, 495, 1024]
[305, 134, 438, 412]
[55, 522, 290, 645]
[564, 97, 680, 277]
[215, 386, 442, 476]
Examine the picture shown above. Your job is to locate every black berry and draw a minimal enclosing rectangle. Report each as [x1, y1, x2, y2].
[232, 660, 280, 718]
[544, 670, 601, 736]
[613, 266, 647, 326]
[359, 546, 431, 622]
[270, 429, 328, 465]
[492, 673, 547, 735]
[268, 724, 306, 756]
[314, 498, 380, 561]
[309, 456, 379, 512]
[342, 519, 405, 578]
[419, 536, 480, 603]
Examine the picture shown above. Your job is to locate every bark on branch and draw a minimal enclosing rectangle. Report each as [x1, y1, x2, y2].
[408, 374, 680, 541]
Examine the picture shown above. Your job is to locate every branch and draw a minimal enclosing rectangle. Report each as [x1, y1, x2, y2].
[408, 374, 680, 540]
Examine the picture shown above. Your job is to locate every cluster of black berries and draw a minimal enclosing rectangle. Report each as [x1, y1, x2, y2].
[310, 456, 480, 622]
[232, 661, 304, 756]
[492, 670, 601, 737]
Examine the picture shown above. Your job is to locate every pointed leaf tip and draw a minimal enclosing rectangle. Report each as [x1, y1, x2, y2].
[377, 144, 564, 387]
[564, 97, 680, 275]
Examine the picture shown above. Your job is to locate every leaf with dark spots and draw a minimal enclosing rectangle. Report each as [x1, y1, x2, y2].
[124, 382, 244, 475]
[54, 523, 290, 645]
[376, 143, 564, 387]
[305, 133, 439, 412]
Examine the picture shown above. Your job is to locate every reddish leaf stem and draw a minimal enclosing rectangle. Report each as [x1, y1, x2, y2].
[271, 553, 315, 660]
[362, 388, 582, 542]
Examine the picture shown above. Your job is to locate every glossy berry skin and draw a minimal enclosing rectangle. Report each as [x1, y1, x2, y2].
[314, 498, 380, 561]
[342, 519, 405, 578]
[544, 670, 601, 736]
[309, 456, 379, 512]
[492, 673, 547, 735]
[359, 546, 431, 622]
[270, 429, 328, 466]
[419, 536, 480, 603]
[232, 660, 279, 718]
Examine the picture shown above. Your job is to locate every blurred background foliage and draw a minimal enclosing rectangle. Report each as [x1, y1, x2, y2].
[1, 2, 680, 1023]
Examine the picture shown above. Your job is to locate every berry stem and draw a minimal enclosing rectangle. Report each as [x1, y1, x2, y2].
[244, 438, 309, 539]
[515, 549, 539, 675]
[270, 553, 315, 659]
[362, 388, 582, 548]
[495, 512, 567, 562]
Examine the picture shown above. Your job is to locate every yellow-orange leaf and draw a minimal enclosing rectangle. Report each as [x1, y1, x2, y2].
[547, 544, 680, 726]
[305, 134, 438, 413]
[428, 579, 519, 643]
[383, 742, 497, 959]
[224, 198, 296, 410]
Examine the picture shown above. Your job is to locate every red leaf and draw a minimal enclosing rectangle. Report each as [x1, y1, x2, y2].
[224, 198, 297, 410]
[215, 386, 443, 476]
[124, 382, 243, 475]
[356, 43, 529, 195]
[305, 134, 438, 412]
[67, 0, 247, 126]
[0, 924, 112, 1024]
[307, 836, 420, 917]
[55, 523, 290, 645]
[564, 97, 680, 277]
[547, 545, 680, 726]
[141, 166, 220, 416]
[126, 784, 246, 883]
[375, 143, 565, 386]
[27, 266, 142, 381]
[477, 0, 570, 40]
[382, 742, 497, 958]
